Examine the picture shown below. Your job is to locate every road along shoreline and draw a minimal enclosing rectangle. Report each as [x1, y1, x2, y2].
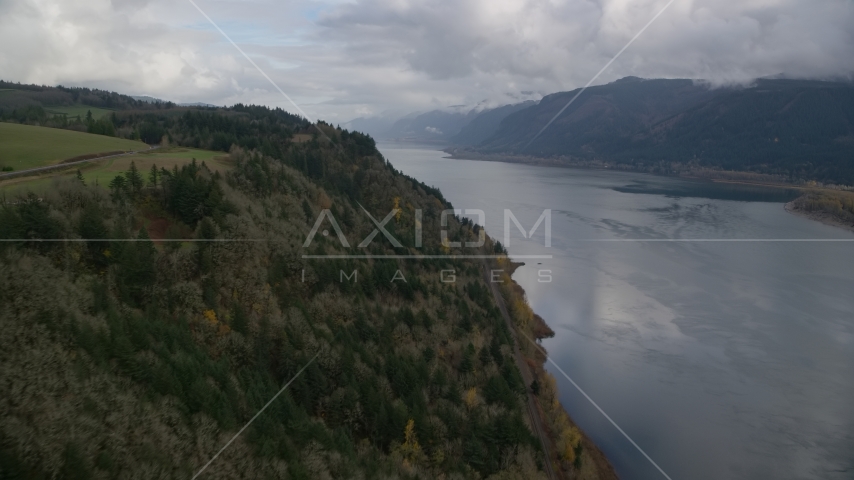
[484, 257, 619, 480]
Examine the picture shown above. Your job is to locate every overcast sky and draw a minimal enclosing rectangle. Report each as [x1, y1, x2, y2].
[1, 0, 852, 123]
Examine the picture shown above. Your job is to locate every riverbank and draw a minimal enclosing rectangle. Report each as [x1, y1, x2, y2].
[491, 257, 619, 480]
[445, 147, 854, 234]
[380, 142, 854, 478]
[785, 194, 854, 233]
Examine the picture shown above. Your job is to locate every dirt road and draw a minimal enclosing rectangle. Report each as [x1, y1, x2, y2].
[0, 146, 159, 180]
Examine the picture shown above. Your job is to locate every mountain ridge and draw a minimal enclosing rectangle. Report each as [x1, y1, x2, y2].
[468, 77, 854, 185]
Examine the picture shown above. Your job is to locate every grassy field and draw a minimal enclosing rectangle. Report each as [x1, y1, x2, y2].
[0, 122, 148, 171]
[44, 105, 114, 119]
[0, 147, 231, 195]
[77, 148, 231, 187]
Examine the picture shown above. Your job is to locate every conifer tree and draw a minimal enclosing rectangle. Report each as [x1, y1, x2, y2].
[78, 203, 108, 266]
[116, 228, 156, 305]
[108, 175, 127, 202]
[125, 161, 143, 195]
[148, 163, 158, 188]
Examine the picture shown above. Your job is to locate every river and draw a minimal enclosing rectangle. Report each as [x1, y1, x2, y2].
[378, 142, 854, 480]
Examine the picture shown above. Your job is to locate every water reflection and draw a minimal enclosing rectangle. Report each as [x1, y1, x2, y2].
[380, 143, 854, 480]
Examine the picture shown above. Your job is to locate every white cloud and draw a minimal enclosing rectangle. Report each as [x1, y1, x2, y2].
[1, 0, 852, 122]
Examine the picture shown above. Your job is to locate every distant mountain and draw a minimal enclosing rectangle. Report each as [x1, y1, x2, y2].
[348, 102, 537, 144]
[345, 115, 402, 140]
[449, 101, 536, 146]
[471, 77, 854, 185]
[383, 109, 482, 143]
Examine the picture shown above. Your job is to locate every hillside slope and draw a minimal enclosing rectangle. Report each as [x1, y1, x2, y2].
[472, 77, 854, 185]
[0, 102, 607, 479]
[450, 102, 537, 146]
[0, 122, 147, 171]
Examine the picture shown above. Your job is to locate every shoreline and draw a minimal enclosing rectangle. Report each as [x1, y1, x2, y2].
[442, 147, 805, 189]
[491, 258, 619, 480]
[784, 200, 854, 233]
[445, 147, 854, 234]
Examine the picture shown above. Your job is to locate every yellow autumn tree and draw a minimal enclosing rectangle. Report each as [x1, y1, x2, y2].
[540, 373, 560, 413]
[393, 196, 402, 221]
[512, 298, 533, 328]
[463, 387, 479, 410]
[558, 422, 582, 463]
[399, 419, 425, 467]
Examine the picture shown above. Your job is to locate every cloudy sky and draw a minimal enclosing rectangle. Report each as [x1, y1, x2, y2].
[1, 0, 852, 123]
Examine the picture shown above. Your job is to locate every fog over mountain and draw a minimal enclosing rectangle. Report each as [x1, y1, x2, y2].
[348, 108, 481, 143]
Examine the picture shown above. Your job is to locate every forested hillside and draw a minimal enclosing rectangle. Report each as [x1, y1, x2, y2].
[0, 100, 604, 479]
[0, 80, 309, 149]
[466, 77, 854, 185]
[0, 80, 169, 135]
[449, 102, 537, 146]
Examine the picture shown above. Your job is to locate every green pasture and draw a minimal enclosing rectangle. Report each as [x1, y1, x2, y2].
[0, 122, 147, 171]
[0, 147, 231, 195]
[77, 148, 230, 187]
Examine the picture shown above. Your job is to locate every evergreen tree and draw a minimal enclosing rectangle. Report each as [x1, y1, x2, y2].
[59, 443, 91, 480]
[302, 199, 313, 223]
[87, 118, 116, 137]
[460, 344, 475, 374]
[108, 175, 128, 202]
[78, 203, 108, 266]
[125, 161, 143, 195]
[116, 229, 156, 305]
[231, 304, 248, 335]
[148, 163, 158, 188]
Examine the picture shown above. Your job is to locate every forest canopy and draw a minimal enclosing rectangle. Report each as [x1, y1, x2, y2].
[0, 99, 597, 479]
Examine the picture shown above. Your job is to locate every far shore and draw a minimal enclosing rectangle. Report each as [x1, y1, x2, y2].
[443, 147, 854, 234]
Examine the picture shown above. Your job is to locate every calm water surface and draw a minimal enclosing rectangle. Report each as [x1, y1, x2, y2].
[379, 143, 854, 480]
